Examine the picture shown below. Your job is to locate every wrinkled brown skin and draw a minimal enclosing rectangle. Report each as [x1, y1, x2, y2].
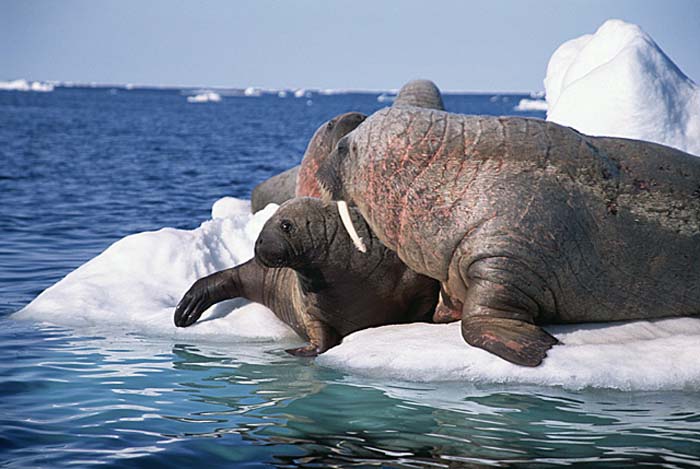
[318, 106, 700, 366]
[296, 112, 367, 198]
[174, 197, 439, 356]
[249, 112, 366, 213]
[392, 79, 445, 110]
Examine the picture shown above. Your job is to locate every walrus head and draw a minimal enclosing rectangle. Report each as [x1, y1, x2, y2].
[296, 112, 366, 199]
[393, 79, 445, 111]
[255, 198, 337, 269]
[316, 135, 352, 203]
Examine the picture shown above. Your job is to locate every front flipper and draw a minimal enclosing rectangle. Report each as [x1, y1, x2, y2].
[461, 316, 558, 367]
[285, 318, 340, 357]
[458, 256, 560, 366]
[285, 344, 323, 357]
[174, 271, 233, 327]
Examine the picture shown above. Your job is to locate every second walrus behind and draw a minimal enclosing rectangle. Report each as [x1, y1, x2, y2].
[250, 79, 446, 212]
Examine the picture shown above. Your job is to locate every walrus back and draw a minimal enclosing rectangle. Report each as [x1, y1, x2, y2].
[345, 107, 700, 323]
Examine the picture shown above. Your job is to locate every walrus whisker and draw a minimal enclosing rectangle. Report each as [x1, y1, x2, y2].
[337, 200, 367, 253]
[317, 180, 332, 203]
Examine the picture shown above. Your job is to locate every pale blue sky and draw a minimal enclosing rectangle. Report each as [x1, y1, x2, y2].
[2, 0, 698, 91]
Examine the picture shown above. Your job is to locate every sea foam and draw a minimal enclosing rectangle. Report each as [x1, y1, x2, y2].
[14, 197, 700, 391]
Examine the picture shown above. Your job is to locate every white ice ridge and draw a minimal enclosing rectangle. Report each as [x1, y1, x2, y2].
[544, 19, 700, 156]
[14, 197, 700, 390]
[0, 79, 54, 92]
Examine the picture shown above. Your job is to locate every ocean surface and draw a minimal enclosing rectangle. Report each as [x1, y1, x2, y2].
[2, 87, 699, 468]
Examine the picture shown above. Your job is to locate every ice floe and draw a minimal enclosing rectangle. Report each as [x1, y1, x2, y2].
[187, 91, 222, 103]
[514, 98, 548, 111]
[0, 79, 54, 92]
[294, 88, 311, 98]
[317, 319, 700, 391]
[15, 200, 296, 342]
[14, 197, 700, 390]
[244, 87, 263, 97]
[544, 19, 700, 156]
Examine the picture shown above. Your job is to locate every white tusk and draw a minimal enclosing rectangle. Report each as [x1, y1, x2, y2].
[337, 200, 367, 253]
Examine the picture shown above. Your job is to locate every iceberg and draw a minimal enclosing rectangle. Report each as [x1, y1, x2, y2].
[0, 79, 54, 92]
[14, 197, 700, 390]
[186, 91, 222, 103]
[544, 19, 700, 156]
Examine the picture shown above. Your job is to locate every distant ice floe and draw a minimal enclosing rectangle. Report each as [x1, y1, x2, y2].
[14, 197, 700, 391]
[294, 88, 311, 98]
[377, 93, 396, 103]
[514, 98, 548, 111]
[244, 87, 263, 97]
[545, 19, 700, 156]
[0, 79, 54, 92]
[187, 91, 222, 103]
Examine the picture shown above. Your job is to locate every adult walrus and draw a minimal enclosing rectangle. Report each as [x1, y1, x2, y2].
[174, 197, 439, 355]
[250, 79, 445, 211]
[316, 106, 700, 366]
[250, 112, 367, 212]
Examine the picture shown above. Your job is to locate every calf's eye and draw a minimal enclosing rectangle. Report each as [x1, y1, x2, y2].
[280, 220, 293, 233]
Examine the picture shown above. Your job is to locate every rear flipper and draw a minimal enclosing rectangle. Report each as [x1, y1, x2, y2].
[461, 316, 558, 367]
[285, 318, 340, 357]
[432, 288, 463, 323]
[458, 257, 559, 366]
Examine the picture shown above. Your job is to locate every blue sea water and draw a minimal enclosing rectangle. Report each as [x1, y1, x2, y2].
[2, 87, 699, 468]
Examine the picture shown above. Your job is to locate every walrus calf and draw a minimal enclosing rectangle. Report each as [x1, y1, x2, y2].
[317, 106, 700, 366]
[174, 197, 439, 355]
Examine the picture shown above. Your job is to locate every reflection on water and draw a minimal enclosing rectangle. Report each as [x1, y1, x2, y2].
[3, 319, 699, 468]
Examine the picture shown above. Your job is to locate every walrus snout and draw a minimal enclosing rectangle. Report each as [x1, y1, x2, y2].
[254, 232, 290, 268]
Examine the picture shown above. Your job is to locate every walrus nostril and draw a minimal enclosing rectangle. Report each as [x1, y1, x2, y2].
[256, 237, 264, 246]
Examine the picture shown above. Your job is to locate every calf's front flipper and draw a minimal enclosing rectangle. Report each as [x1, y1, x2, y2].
[174, 259, 265, 327]
[174, 270, 238, 327]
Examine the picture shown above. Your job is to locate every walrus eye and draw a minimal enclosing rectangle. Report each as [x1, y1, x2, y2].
[280, 220, 294, 233]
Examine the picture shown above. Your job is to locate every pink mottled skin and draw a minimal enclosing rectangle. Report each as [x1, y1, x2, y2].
[251, 79, 447, 212]
[250, 112, 366, 213]
[320, 106, 700, 366]
[296, 112, 366, 198]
